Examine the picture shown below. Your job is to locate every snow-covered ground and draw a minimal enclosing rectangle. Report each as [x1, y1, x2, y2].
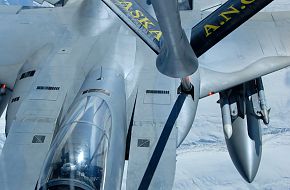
[119, 68, 290, 190]
[172, 68, 290, 189]
[177, 1, 290, 188]
[1, 0, 290, 189]
[1, 72, 289, 189]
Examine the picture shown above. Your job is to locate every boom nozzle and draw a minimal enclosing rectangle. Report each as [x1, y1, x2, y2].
[151, 0, 198, 78]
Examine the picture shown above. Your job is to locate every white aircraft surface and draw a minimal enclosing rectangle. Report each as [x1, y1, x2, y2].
[0, 0, 290, 189]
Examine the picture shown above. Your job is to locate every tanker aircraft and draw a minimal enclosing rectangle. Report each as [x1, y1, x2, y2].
[0, 0, 290, 189]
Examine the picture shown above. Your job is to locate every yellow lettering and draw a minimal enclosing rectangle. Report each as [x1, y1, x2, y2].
[138, 17, 155, 29]
[204, 24, 220, 37]
[130, 10, 144, 19]
[118, 0, 133, 11]
[149, 30, 163, 41]
[219, 5, 240, 22]
[241, 0, 255, 4]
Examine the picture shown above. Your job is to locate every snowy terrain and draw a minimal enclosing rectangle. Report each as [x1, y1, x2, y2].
[1, 0, 290, 189]
[1, 69, 290, 189]
[172, 68, 290, 190]
[119, 68, 290, 190]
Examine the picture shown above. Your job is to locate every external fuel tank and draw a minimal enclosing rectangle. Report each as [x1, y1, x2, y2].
[219, 78, 268, 183]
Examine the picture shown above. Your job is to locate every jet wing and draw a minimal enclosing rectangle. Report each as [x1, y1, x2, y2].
[0, 5, 28, 88]
[97, 1, 290, 99]
[0, 5, 66, 89]
[200, 56, 290, 98]
[101, 0, 162, 53]
[0, 5, 81, 189]
[194, 11, 290, 98]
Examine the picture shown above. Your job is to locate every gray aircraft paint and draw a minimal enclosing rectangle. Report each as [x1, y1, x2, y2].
[0, 0, 290, 189]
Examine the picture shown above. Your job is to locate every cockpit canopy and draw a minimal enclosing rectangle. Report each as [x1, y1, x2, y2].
[38, 96, 112, 190]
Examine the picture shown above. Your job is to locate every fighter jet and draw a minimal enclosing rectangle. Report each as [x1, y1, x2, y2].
[0, 0, 289, 189]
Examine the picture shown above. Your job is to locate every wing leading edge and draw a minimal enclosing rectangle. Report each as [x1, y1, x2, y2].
[198, 10, 290, 98]
[200, 56, 290, 98]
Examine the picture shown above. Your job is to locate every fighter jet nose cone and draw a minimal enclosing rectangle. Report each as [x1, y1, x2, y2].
[156, 31, 198, 78]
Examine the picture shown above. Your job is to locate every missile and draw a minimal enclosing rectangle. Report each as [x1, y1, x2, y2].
[220, 86, 262, 183]
[219, 92, 233, 139]
[256, 77, 270, 125]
